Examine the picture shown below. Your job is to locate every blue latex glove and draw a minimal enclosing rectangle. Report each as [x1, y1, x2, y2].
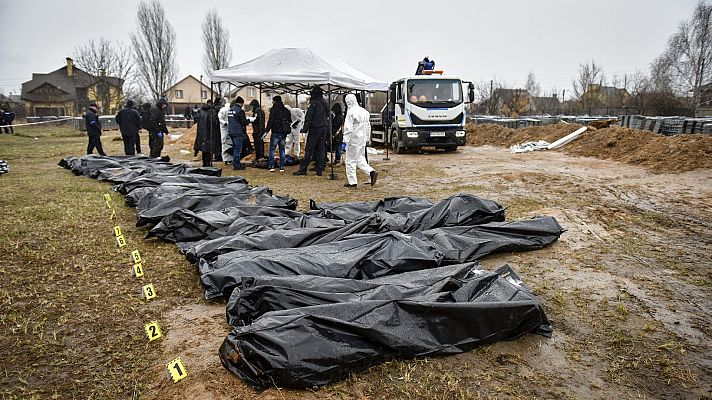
[341, 142, 347, 152]
[262, 132, 267, 141]
[157, 132, 163, 139]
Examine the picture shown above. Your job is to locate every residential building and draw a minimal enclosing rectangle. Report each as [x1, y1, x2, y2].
[162, 75, 217, 114]
[21, 58, 123, 117]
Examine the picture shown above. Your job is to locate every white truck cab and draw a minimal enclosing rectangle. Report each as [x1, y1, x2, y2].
[373, 73, 475, 153]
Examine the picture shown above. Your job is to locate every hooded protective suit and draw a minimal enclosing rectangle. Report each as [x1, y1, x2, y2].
[218, 101, 233, 163]
[286, 105, 304, 159]
[343, 94, 375, 185]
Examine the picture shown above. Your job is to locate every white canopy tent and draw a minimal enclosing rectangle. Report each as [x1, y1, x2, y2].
[208, 47, 388, 94]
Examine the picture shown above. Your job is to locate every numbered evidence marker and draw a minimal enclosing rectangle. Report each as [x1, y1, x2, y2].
[104, 193, 112, 208]
[116, 234, 127, 247]
[166, 357, 188, 383]
[113, 226, 122, 237]
[109, 209, 117, 220]
[132, 263, 144, 278]
[142, 283, 156, 301]
[144, 321, 162, 342]
[130, 250, 142, 264]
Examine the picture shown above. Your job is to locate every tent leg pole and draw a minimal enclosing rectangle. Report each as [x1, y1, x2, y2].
[328, 84, 338, 180]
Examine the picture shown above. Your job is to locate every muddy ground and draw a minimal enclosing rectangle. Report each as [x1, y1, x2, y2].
[0, 126, 710, 399]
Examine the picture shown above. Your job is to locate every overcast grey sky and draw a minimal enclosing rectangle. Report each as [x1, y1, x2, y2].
[0, 0, 698, 99]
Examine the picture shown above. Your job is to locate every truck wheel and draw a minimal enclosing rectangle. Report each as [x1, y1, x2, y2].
[444, 145, 457, 152]
[391, 130, 404, 154]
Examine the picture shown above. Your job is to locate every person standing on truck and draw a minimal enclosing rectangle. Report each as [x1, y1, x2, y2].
[115, 99, 142, 156]
[294, 87, 328, 176]
[285, 105, 304, 160]
[415, 56, 435, 75]
[343, 94, 377, 187]
[147, 97, 169, 158]
[84, 102, 106, 156]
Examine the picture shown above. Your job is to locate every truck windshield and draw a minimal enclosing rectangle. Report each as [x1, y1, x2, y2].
[407, 79, 462, 107]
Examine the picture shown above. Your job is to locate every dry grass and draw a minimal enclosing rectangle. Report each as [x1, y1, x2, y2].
[0, 125, 710, 399]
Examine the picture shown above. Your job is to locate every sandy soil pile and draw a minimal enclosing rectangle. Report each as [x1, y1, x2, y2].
[466, 123, 712, 172]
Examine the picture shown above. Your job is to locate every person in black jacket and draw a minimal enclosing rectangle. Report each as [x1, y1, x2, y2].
[211, 97, 223, 162]
[194, 100, 214, 167]
[138, 102, 152, 154]
[84, 102, 106, 156]
[249, 99, 266, 160]
[294, 86, 328, 176]
[227, 96, 250, 170]
[0, 109, 15, 134]
[264, 95, 292, 172]
[115, 99, 142, 156]
[147, 97, 168, 158]
[331, 102, 344, 165]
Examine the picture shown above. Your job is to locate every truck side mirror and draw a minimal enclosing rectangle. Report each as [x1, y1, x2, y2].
[468, 83, 475, 103]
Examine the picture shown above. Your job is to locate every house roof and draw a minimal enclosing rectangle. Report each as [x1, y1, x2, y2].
[21, 65, 123, 103]
[162, 75, 215, 95]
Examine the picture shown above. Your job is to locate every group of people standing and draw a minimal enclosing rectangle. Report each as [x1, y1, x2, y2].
[85, 98, 169, 158]
[87, 84, 377, 187]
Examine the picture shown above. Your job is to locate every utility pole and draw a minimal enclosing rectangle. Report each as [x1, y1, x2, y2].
[490, 80, 494, 114]
[562, 89, 566, 114]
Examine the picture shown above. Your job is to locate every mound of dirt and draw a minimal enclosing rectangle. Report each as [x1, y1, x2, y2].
[466, 123, 585, 147]
[465, 123, 712, 173]
[565, 126, 712, 173]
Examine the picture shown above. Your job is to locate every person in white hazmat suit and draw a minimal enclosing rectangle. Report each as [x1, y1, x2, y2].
[285, 105, 304, 160]
[343, 94, 377, 187]
[218, 100, 233, 164]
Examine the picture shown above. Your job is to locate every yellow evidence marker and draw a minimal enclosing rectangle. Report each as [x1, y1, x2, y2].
[144, 321, 162, 342]
[132, 263, 144, 278]
[142, 283, 156, 300]
[130, 250, 142, 264]
[113, 226, 122, 237]
[166, 357, 188, 383]
[116, 235, 126, 247]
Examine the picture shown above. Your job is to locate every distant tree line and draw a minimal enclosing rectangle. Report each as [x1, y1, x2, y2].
[473, 0, 712, 117]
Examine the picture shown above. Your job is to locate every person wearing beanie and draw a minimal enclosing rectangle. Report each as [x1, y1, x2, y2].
[147, 97, 169, 157]
[115, 99, 142, 155]
[294, 86, 328, 176]
[84, 102, 106, 156]
[227, 96, 250, 170]
[264, 95, 292, 172]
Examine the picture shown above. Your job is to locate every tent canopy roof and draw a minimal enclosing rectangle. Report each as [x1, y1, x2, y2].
[209, 48, 388, 93]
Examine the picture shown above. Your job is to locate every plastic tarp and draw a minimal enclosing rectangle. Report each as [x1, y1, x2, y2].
[209, 48, 387, 92]
[114, 173, 248, 196]
[125, 183, 265, 207]
[219, 264, 551, 389]
[226, 263, 478, 326]
[150, 207, 333, 243]
[136, 192, 298, 227]
[182, 215, 562, 264]
[198, 232, 445, 300]
[58, 155, 222, 182]
[58, 155, 561, 390]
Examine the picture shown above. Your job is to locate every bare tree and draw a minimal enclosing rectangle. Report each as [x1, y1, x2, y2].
[130, 0, 177, 101]
[572, 60, 605, 114]
[74, 38, 136, 113]
[475, 78, 506, 115]
[202, 9, 233, 95]
[654, 1, 712, 115]
[627, 70, 651, 114]
[525, 71, 541, 98]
